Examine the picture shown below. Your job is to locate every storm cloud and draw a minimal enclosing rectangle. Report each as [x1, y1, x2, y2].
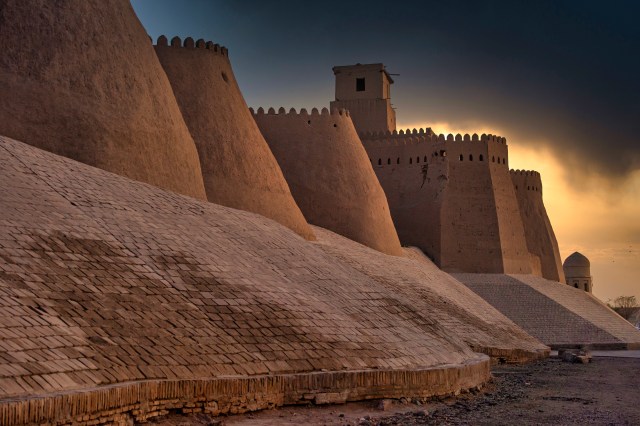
[133, 0, 640, 180]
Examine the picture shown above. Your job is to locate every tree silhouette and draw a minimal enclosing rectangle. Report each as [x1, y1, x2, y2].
[608, 296, 639, 321]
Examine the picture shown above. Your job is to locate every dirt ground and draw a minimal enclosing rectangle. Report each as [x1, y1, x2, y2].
[148, 356, 640, 425]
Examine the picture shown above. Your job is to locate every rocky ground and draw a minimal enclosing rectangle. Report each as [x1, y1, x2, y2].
[148, 356, 640, 425]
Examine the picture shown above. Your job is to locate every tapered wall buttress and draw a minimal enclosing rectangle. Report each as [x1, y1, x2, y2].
[0, 0, 207, 200]
[254, 108, 403, 256]
[154, 38, 314, 240]
[511, 170, 565, 281]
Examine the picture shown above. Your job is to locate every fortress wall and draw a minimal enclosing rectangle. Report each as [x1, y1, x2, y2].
[0, 0, 207, 200]
[330, 99, 396, 133]
[361, 133, 533, 273]
[438, 137, 507, 272]
[362, 133, 443, 263]
[486, 143, 534, 274]
[252, 107, 402, 255]
[511, 170, 565, 281]
[154, 37, 314, 240]
[0, 136, 525, 422]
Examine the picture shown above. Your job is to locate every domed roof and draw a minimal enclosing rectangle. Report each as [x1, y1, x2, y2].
[563, 252, 590, 267]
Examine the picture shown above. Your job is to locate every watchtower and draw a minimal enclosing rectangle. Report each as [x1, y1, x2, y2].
[330, 63, 396, 133]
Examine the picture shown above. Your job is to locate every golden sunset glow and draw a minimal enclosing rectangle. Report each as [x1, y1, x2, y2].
[401, 120, 640, 303]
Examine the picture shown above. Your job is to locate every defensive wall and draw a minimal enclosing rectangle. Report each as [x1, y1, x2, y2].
[154, 36, 314, 240]
[0, 0, 207, 200]
[0, 3, 618, 423]
[510, 170, 565, 282]
[252, 107, 402, 255]
[361, 131, 536, 276]
[0, 136, 553, 424]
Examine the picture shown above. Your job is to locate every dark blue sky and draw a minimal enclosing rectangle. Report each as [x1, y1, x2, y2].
[132, 0, 640, 180]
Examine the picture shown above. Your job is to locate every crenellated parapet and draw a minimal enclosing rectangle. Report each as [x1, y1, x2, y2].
[360, 128, 433, 139]
[154, 35, 229, 58]
[250, 106, 351, 118]
[361, 131, 433, 149]
[510, 169, 543, 194]
[250, 106, 358, 132]
[362, 130, 506, 143]
[510, 169, 541, 176]
[250, 107, 361, 138]
[433, 132, 507, 145]
[361, 131, 507, 148]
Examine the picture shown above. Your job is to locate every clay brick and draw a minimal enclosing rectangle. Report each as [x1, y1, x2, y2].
[0, 135, 553, 423]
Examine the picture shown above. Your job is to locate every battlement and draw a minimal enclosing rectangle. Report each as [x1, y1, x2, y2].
[154, 35, 229, 57]
[250, 106, 352, 118]
[362, 132, 509, 151]
[362, 131, 507, 144]
[510, 169, 541, 176]
[510, 169, 542, 193]
[441, 133, 507, 144]
[360, 128, 433, 139]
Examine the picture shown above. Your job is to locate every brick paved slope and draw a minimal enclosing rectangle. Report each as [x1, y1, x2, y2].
[0, 136, 514, 402]
[511, 274, 640, 346]
[314, 229, 548, 361]
[455, 274, 640, 349]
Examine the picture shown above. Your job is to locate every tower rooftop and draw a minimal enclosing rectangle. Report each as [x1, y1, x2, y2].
[332, 63, 394, 84]
[330, 62, 396, 132]
[564, 252, 590, 268]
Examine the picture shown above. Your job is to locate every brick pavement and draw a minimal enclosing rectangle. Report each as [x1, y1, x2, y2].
[313, 228, 548, 362]
[455, 273, 640, 349]
[0, 136, 546, 423]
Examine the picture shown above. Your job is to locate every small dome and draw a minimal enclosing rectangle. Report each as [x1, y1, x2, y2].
[563, 252, 590, 268]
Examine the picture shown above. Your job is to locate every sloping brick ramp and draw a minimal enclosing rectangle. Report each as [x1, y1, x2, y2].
[314, 230, 548, 362]
[455, 273, 640, 349]
[0, 136, 548, 424]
